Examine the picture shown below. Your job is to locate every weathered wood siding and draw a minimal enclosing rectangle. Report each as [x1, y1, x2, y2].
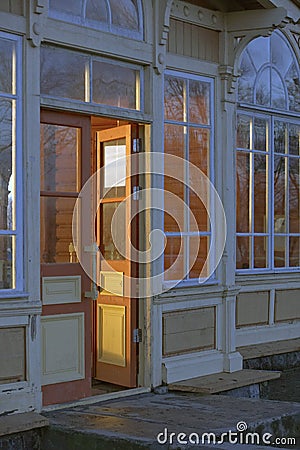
[236, 291, 269, 327]
[275, 289, 300, 322]
[0, 327, 26, 384]
[167, 18, 219, 62]
[163, 307, 215, 356]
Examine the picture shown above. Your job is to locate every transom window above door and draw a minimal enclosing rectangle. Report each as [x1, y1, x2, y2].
[49, 0, 143, 39]
[236, 31, 300, 272]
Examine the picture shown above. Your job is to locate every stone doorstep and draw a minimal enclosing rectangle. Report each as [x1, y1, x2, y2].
[168, 369, 281, 394]
[238, 338, 300, 360]
[0, 412, 49, 437]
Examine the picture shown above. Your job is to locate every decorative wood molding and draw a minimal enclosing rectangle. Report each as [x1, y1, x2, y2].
[153, 0, 173, 74]
[170, 0, 223, 31]
[27, 0, 48, 47]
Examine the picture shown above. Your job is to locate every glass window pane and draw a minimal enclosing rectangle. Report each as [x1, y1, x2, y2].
[110, 0, 139, 30]
[274, 235, 286, 267]
[289, 124, 300, 155]
[164, 125, 185, 232]
[49, 0, 82, 17]
[271, 69, 286, 109]
[40, 197, 77, 263]
[41, 46, 88, 101]
[238, 51, 255, 103]
[274, 156, 286, 230]
[247, 36, 270, 71]
[255, 68, 271, 106]
[289, 157, 300, 233]
[164, 76, 184, 121]
[254, 236, 267, 268]
[0, 235, 14, 289]
[86, 0, 108, 23]
[100, 202, 125, 261]
[237, 115, 251, 149]
[271, 32, 293, 75]
[285, 63, 300, 112]
[0, 100, 14, 230]
[254, 154, 267, 233]
[253, 117, 267, 151]
[189, 235, 209, 279]
[189, 80, 210, 125]
[274, 121, 287, 154]
[0, 38, 15, 94]
[164, 236, 184, 281]
[189, 128, 209, 232]
[40, 124, 80, 193]
[102, 139, 126, 198]
[92, 60, 138, 109]
[289, 236, 300, 267]
[236, 152, 250, 233]
[236, 236, 250, 269]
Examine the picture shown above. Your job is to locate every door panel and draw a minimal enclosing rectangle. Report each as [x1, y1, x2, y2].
[40, 110, 92, 405]
[95, 125, 138, 388]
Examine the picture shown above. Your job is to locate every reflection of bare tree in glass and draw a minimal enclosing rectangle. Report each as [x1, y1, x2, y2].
[164, 76, 184, 121]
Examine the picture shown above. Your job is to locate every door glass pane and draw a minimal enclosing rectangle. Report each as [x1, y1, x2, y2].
[40, 197, 77, 263]
[189, 80, 210, 125]
[274, 156, 286, 230]
[164, 76, 184, 121]
[0, 235, 13, 289]
[92, 60, 138, 109]
[236, 152, 250, 233]
[254, 154, 267, 233]
[289, 157, 300, 233]
[164, 236, 184, 281]
[236, 236, 250, 269]
[41, 46, 88, 101]
[100, 202, 126, 260]
[0, 99, 14, 230]
[102, 139, 126, 198]
[40, 124, 81, 193]
[0, 38, 15, 94]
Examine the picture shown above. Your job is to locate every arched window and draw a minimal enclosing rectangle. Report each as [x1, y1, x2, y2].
[49, 0, 143, 39]
[236, 32, 300, 271]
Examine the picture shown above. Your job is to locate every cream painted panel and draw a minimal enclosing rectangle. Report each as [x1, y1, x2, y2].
[0, 327, 26, 384]
[163, 307, 215, 356]
[275, 289, 300, 322]
[42, 276, 81, 305]
[41, 313, 84, 385]
[0, 0, 24, 15]
[98, 305, 126, 367]
[167, 19, 219, 62]
[236, 291, 269, 328]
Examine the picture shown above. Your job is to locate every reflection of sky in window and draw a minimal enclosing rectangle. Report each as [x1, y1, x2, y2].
[104, 144, 126, 188]
[7, 174, 13, 229]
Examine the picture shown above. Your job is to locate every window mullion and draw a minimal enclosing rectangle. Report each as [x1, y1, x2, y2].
[270, 117, 275, 270]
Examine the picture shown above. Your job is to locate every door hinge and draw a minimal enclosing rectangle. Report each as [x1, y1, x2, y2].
[133, 138, 142, 153]
[133, 328, 142, 343]
[132, 185, 142, 200]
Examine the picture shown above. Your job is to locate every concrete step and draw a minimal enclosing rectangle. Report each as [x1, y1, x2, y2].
[168, 369, 281, 395]
[43, 392, 300, 449]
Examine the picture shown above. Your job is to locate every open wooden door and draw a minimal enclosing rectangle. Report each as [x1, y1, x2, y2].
[95, 125, 138, 388]
[40, 110, 92, 405]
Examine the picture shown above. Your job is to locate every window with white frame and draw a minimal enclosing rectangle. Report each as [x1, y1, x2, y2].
[0, 33, 22, 291]
[49, 0, 143, 40]
[164, 71, 214, 282]
[236, 31, 300, 271]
